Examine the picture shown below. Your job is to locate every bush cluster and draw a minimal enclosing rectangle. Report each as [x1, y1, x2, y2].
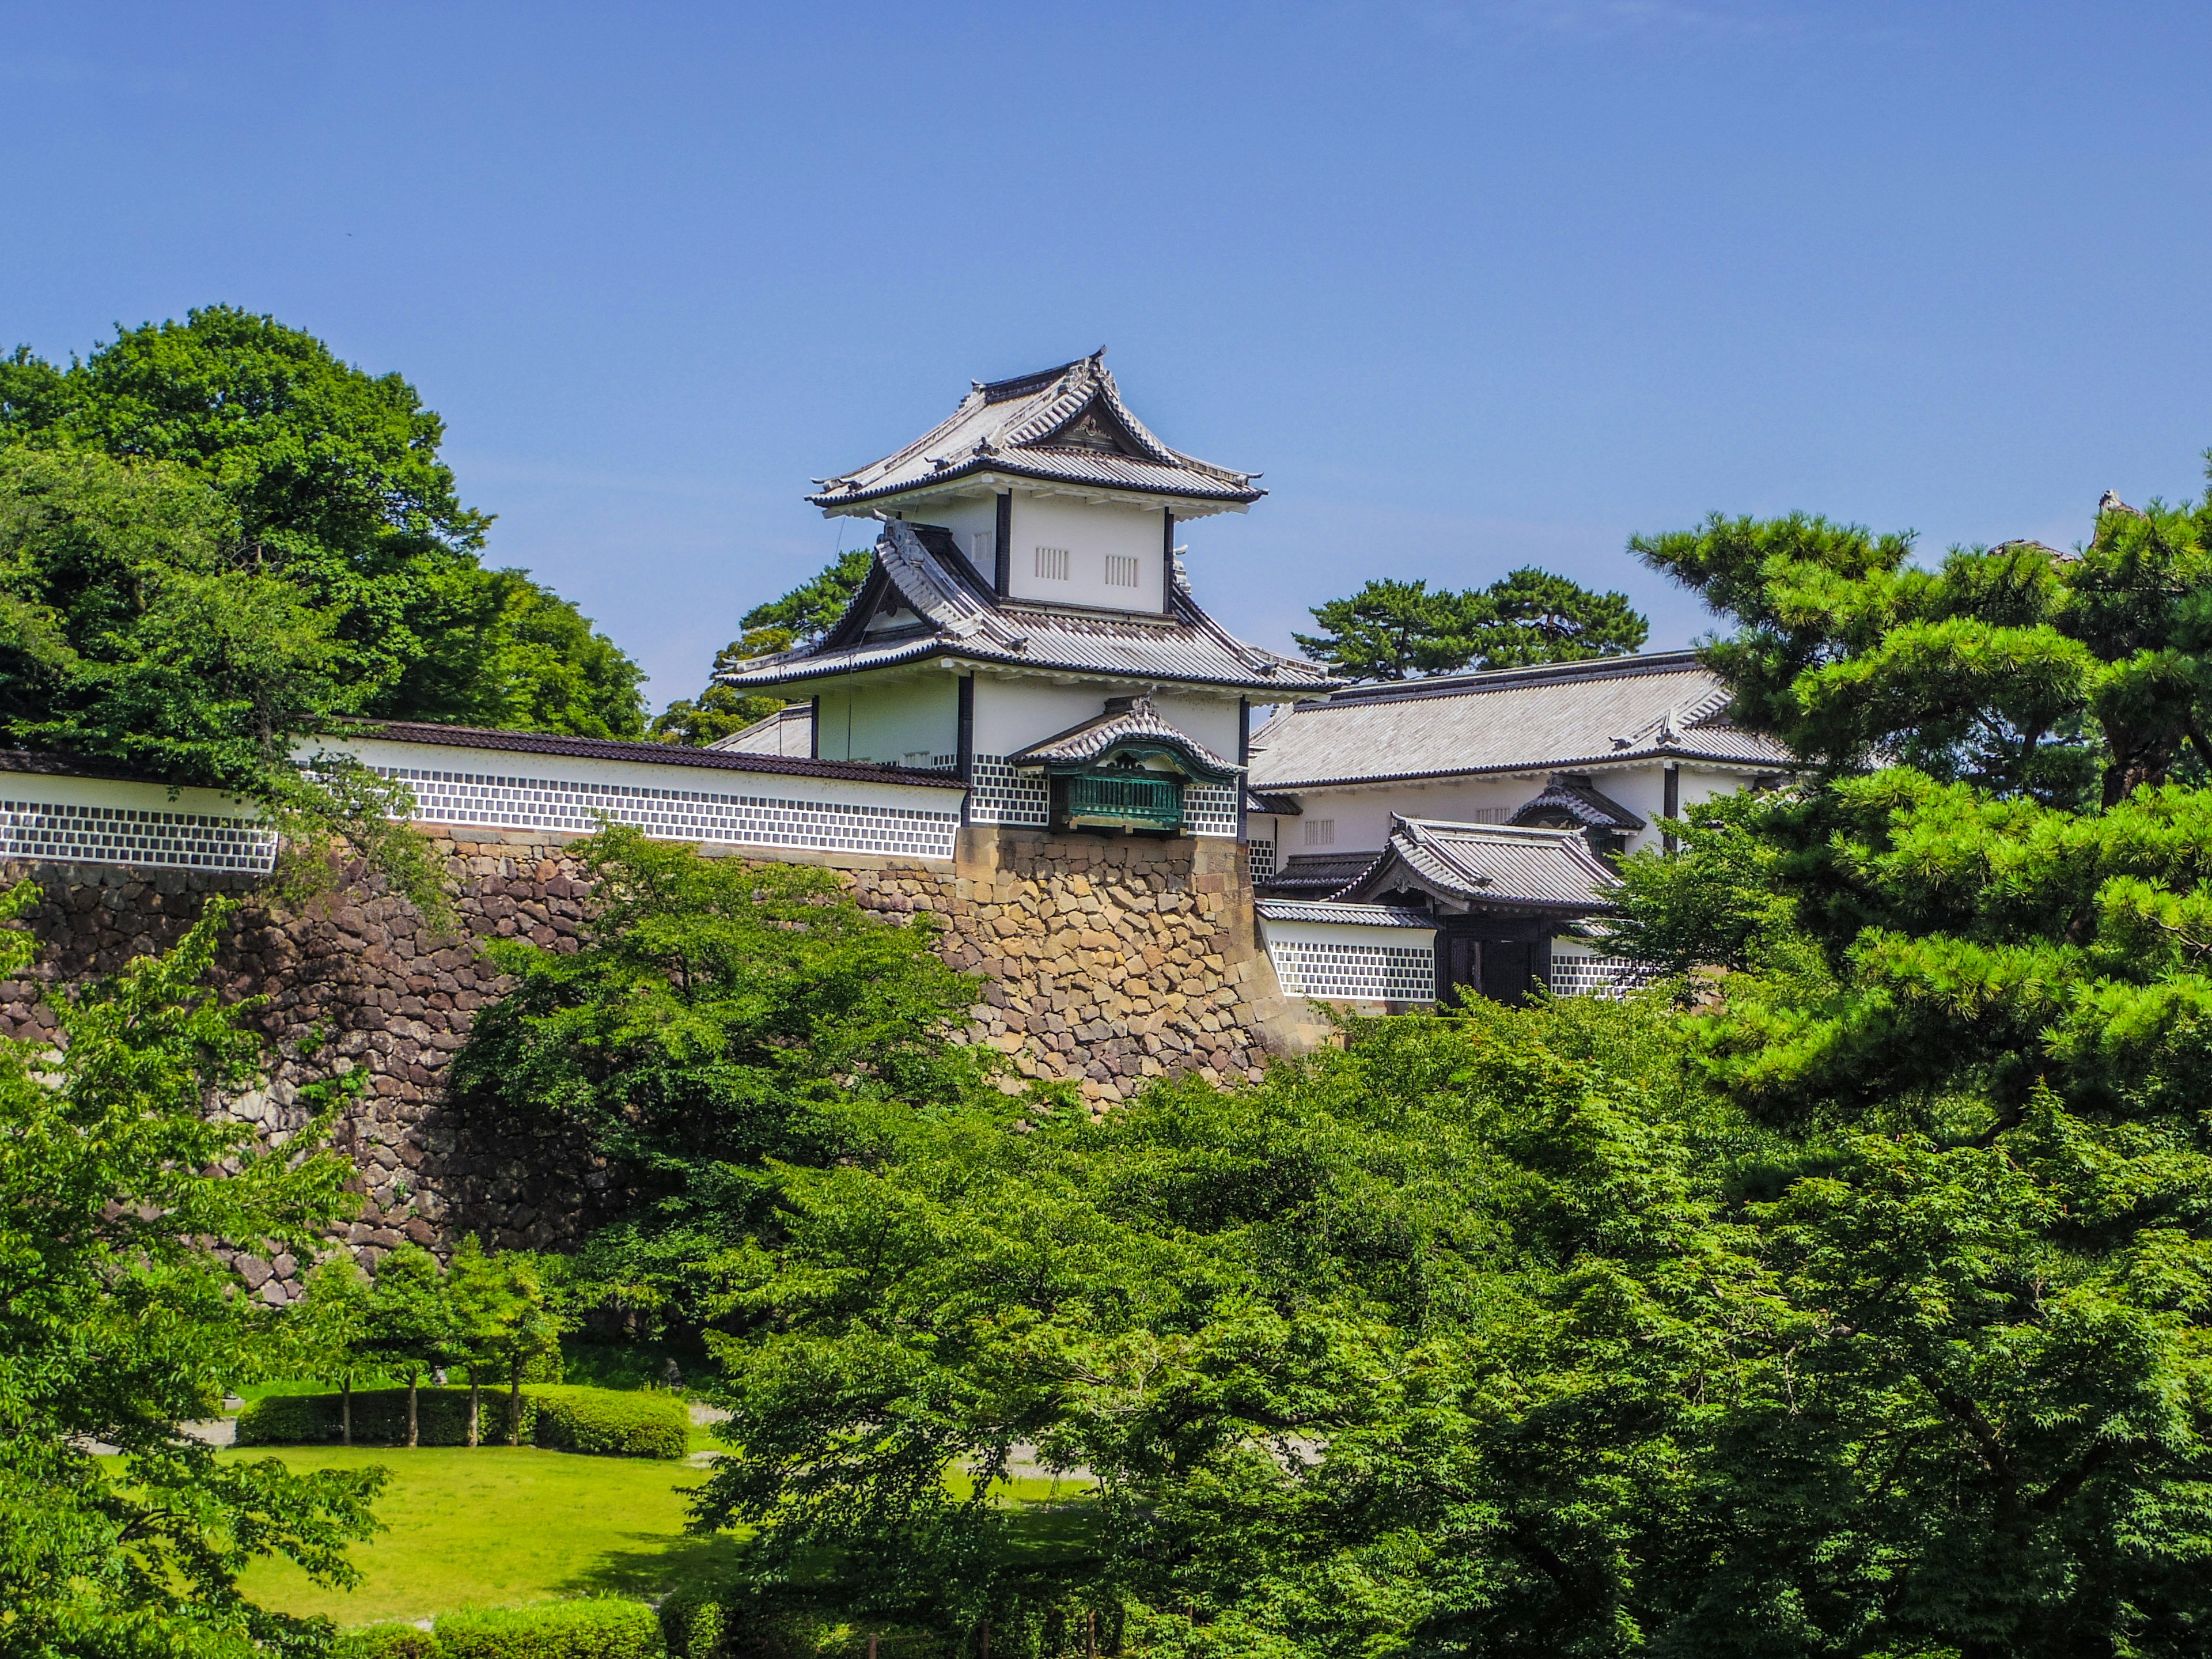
[437, 1599, 664, 1659]
[338, 1601, 663, 1659]
[528, 1386, 690, 1460]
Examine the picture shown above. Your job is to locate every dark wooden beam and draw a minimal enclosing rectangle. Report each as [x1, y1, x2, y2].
[1161, 510, 1176, 613]
[956, 674, 976, 825]
[994, 493, 1012, 595]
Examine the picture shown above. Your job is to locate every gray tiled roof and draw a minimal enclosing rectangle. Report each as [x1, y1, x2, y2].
[808, 353, 1264, 513]
[1247, 651, 1795, 790]
[1256, 851, 1380, 899]
[1509, 772, 1645, 832]
[342, 722, 963, 790]
[1009, 696, 1240, 781]
[1336, 817, 1620, 916]
[719, 518, 1337, 696]
[709, 704, 813, 757]
[1255, 899, 1438, 929]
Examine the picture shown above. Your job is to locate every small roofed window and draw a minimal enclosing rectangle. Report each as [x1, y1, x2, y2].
[1035, 546, 1070, 581]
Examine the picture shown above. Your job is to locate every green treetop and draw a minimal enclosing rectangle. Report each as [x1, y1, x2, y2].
[651, 548, 872, 745]
[1294, 567, 1647, 681]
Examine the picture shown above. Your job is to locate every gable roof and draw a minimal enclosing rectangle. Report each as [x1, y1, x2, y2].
[1247, 650, 1794, 790]
[1335, 817, 1621, 916]
[807, 353, 1264, 514]
[1509, 772, 1645, 833]
[718, 517, 1338, 696]
[1008, 696, 1240, 782]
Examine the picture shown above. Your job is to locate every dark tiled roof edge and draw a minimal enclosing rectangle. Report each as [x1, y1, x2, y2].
[0, 748, 183, 788]
[331, 723, 968, 790]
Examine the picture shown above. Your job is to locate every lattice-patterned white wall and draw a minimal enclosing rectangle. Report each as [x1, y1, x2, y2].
[1183, 781, 1238, 839]
[334, 738, 965, 862]
[1260, 914, 1438, 1005]
[1550, 947, 1656, 1000]
[0, 774, 276, 874]
[1247, 832, 1276, 883]
[967, 755, 1050, 827]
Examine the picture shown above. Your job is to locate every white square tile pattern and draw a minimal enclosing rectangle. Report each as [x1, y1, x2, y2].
[967, 755, 1050, 827]
[1550, 952, 1656, 999]
[1267, 939, 1435, 1003]
[376, 765, 957, 859]
[0, 796, 276, 873]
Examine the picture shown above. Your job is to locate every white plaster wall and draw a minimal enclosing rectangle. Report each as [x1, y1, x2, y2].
[971, 676, 1111, 757]
[900, 495, 998, 575]
[815, 674, 959, 766]
[1005, 494, 1166, 612]
[1147, 691, 1244, 763]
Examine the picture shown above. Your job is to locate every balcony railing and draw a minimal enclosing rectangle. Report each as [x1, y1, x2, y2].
[1063, 771, 1184, 833]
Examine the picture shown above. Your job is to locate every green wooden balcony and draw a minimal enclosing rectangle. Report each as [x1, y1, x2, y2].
[1062, 771, 1184, 833]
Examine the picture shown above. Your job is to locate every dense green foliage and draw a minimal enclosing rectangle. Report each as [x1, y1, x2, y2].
[1293, 569, 1647, 681]
[450, 824, 993, 1331]
[0, 885, 385, 1659]
[528, 1388, 690, 1460]
[651, 548, 870, 745]
[335, 1623, 446, 1659]
[0, 308, 645, 745]
[433, 1598, 664, 1659]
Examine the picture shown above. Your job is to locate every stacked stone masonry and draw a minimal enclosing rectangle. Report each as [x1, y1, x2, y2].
[0, 821, 1310, 1304]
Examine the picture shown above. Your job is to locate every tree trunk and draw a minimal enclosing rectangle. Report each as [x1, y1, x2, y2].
[342, 1376, 353, 1448]
[468, 1372, 480, 1448]
[407, 1374, 420, 1449]
[509, 1366, 523, 1446]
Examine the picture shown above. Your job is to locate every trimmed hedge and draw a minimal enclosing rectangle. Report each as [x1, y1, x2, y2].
[335, 1624, 444, 1659]
[528, 1386, 690, 1460]
[234, 1385, 684, 1457]
[437, 1599, 662, 1659]
[234, 1388, 539, 1448]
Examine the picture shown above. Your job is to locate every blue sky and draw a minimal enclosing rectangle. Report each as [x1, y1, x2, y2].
[3, 2, 2209, 705]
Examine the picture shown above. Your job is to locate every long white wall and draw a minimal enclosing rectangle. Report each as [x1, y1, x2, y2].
[0, 770, 275, 874]
[328, 735, 966, 863]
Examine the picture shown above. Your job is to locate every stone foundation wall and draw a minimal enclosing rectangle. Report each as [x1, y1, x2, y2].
[0, 821, 1317, 1302]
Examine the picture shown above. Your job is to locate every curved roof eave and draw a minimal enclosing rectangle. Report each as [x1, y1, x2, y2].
[806, 456, 1266, 512]
[720, 639, 1322, 696]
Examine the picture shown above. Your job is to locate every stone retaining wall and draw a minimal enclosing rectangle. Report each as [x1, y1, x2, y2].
[0, 820, 1316, 1301]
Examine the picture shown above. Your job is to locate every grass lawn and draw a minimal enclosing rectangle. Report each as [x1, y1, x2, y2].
[225, 1446, 1096, 1628]
[225, 1447, 738, 1625]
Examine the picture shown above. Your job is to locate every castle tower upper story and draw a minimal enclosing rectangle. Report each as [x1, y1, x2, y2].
[723, 354, 1335, 839]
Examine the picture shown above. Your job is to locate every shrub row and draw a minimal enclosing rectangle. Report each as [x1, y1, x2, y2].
[527, 1385, 690, 1460]
[236, 1388, 529, 1448]
[235, 1385, 684, 1457]
[337, 1600, 663, 1659]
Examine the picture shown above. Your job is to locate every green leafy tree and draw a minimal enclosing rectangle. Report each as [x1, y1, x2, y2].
[293, 1253, 375, 1447]
[739, 548, 872, 645]
[650, 543, 871, 747]
[1294, 567, 1646, 681]
[0, 883, 385, 1659]
[484, 571, 647, 739]
[449, 823, 994, 1333]
[361, 1244, 458, 1449]
[0, 306, 646, 746]
[444, 1234, 516, 1449]
[484, 1253, 574, 1446]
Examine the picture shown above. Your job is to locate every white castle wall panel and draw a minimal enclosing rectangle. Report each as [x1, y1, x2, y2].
[329, 737, 965, 862]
